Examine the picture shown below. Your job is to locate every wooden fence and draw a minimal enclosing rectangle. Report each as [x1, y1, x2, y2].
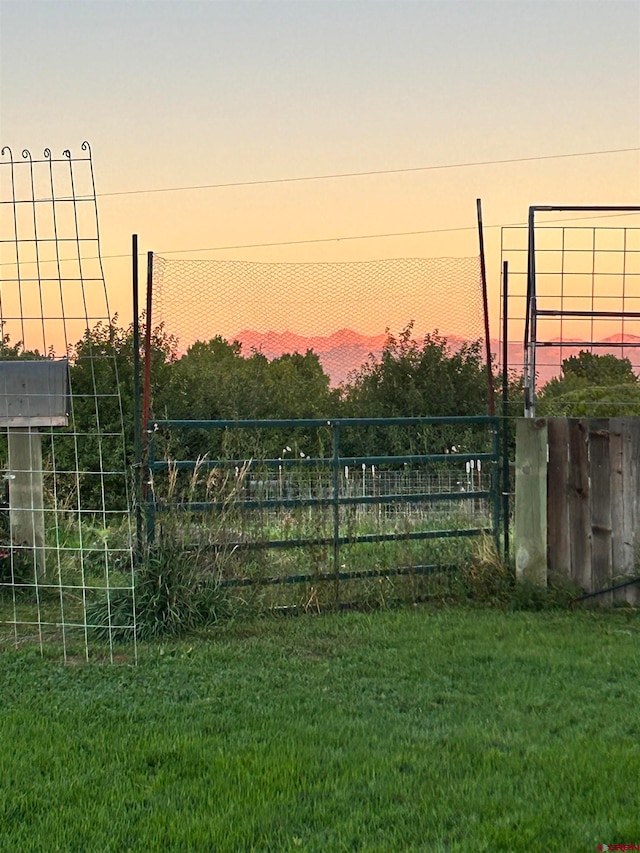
[515, 417, 640, 602]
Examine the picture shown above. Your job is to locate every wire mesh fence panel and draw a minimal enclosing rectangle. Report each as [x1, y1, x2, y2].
[0, 144, 136, 662]
[501, 221, 640, 415]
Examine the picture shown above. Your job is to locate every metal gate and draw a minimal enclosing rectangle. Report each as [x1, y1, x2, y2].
[144, 415, 500, 608]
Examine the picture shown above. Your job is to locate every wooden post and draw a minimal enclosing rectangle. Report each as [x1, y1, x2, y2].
[8, 428, 46, 581]
[547, 418, 570, 578]
[515, 418, 547, 585]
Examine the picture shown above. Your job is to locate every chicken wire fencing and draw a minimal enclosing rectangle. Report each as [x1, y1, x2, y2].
[0, 144, 136, 663]
[150, 255, 487, 387]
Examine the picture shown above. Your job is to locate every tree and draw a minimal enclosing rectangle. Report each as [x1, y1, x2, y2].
[341, 324, 490, 457]
[0, 331, 51, 360]
[343, 324, 488, 418]
[265, 351, 339, 420]
[559, 351, 637, 386]
[56, 318, 177, 510]
[538, 351, 640, 417]
[154, 338, 340, 462]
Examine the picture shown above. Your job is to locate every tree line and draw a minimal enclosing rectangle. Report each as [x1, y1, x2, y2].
[69, 319, 495, 471]
[3, 319, 639, 509]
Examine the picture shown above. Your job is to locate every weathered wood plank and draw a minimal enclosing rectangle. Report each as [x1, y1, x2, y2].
[7, 429, 46, 582]
[547, 418, 570, 579]
[589, 419, 612, 600]
[620, 419, 636, 573]
[567, 419, 591, 591]
[624, 419, 640, 605]
[515, 418, 547, 586]
[610, 418, 628, 604]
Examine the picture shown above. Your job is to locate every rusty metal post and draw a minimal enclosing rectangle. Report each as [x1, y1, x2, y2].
[476, 199, 495, 416]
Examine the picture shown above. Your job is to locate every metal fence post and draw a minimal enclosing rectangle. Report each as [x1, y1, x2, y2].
[146, 429, 156, 546]
[332, 421, 340, 602]
[491, 419, 501, 548]
[501, 260, 510, 562]
[132, 234, 142, 565]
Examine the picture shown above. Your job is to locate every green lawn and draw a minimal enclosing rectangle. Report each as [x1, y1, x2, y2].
[1, 607, 639, 852]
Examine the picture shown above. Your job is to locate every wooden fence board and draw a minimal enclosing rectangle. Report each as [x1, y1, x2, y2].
[610, 419, 628, 603]
[547, 418, 570, 578]
[515, 416, 640, 598]
[589, 420, 612, 599]
[567, 419, 591, 590]
[624, 420, 640, 604]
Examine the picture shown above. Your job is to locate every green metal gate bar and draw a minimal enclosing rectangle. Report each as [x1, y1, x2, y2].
[144, 415, 500, 589]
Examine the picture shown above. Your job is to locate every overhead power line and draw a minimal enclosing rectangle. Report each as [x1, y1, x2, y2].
[2, 211, 639, 268]
[97, 146, 640, 198]
[147, 210, 640, 256]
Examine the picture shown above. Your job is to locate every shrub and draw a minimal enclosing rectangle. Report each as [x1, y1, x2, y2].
[87, 545, 233, 642]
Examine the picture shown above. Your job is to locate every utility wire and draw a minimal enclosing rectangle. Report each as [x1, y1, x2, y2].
[144, 210, 640, 257]
[97, 146, 640, 198]
[2, 211, 640, 267]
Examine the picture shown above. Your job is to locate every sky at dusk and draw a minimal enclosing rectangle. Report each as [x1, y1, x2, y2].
[1, 0, 640, 354]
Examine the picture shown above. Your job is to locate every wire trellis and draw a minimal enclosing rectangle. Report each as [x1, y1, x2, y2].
[0, 143, 136, 663]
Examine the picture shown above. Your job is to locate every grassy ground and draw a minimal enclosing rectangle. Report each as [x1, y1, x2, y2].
[1, 606, 639, 852]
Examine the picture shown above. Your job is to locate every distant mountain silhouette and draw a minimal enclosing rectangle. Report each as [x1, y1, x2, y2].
[602, 333, 640, 344]
[232, 329, 640, 386]
[235, 328, 388, 385]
